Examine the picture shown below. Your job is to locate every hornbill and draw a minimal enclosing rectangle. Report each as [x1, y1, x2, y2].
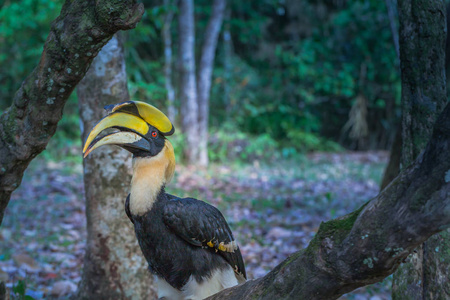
[83, 101, 246, 299]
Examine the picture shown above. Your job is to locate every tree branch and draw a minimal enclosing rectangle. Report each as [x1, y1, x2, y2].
[208, 103, 450, 299]
[0, 0, 144, 225]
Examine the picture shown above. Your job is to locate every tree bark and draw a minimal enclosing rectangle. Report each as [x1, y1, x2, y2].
[385, 0, 400, 60]
[163, 0, 176, 123]
[76, 34, 155, 300]
[206, 1, 450, 297]
[0, 0, 144, 226]
[197, 0, 227, 166]
[392, 1, 449, 299]
[0, 281, 5, 300]
[178, 0, 199, 163]
[222, 8, 233, 118]
[380, 125, 401, 191]
[207, 101, 450, 299]
[446, 2, 450, 72]
[446, 2, 450, 99]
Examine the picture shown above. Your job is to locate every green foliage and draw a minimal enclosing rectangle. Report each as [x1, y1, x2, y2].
[125, 5, 168, 108]
[1, 0, 402, 158]
[210, 0, 401, 150]
[167, 132, 186, 162]
[12, 280, 26, 297]
[170, 123, 317, 164]
[285, 130, 343, 153]
[127, 57, 166, 104]
[0, 0, 63, 109]
[208, 123, 280, 163]
[12, 280, 34, 300]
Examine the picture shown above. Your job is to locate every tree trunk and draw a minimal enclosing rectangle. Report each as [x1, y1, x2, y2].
[446, 2, 450, 72]
[0, 0, 143, 226]
[422, 228, 450, 299]
[207, 100, 450, 299]
[392, 0, 449, 299]
[205, 1, 450, 298]
[380, 125, 401, 191]
[197, 0, 227, 166]
[163, 0, 176, 123]
[76, 34, 155, 300]
[0, 1, 143, 294]
[385, 0, 400, 59]
[178, 0, 199, 164]
[0, 281, 5, 300]
[222, 8, 233, 118]
[446, 2, 450, 98]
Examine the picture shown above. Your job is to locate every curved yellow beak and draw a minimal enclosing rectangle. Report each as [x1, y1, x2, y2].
[82, 112, 149, 158]
[83, 131, 146, 158]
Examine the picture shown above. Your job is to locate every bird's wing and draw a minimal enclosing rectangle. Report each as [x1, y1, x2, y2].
[163, 197, 246, 280]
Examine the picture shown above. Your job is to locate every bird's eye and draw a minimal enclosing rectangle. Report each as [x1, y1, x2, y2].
[151, 131, 158, 138]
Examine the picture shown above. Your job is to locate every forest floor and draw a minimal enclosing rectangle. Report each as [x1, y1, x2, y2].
[0, 151, 391, 299]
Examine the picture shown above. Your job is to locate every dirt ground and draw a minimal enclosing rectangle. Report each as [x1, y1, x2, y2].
[0, 151, 391, 299]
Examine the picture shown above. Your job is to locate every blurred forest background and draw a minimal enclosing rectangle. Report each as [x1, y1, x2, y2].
[0, 0, 403, 160]
[0, 0, 442, 299]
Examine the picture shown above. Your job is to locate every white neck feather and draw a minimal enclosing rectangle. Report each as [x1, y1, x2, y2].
[130, 154, 166, 216]
[129, 141, 176, 216]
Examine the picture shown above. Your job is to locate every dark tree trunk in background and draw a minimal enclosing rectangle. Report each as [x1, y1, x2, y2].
[446, 2, 450, 99]
[205, 0, 450, 298]
[380, 126, 401, 191]
[0, 0, 143, 227]
[207, 100, 450, 299]
[446, 2, 450, 73]
[0, 282, 5, 300]
[392, 0, 449, 299]
[178, 0, 199, 164]
[77, 34, 155, 299]
[0, 1, 143, 296]
[398, 1, 446, 166]
[197, 0, 226, 166]
[163, 0, 176, 122]
[385, 0, 400, 59]
[380, 0, 400, 195]
[222, 8, 233, 118]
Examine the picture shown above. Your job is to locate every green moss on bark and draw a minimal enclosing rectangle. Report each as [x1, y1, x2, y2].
[308, 202, 367, 255]
[0, 0, 144, 226]
[2, 107, 17, 144]
[394, 0, 448, 298]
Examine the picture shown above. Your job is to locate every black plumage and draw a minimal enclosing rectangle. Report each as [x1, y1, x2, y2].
[83, 101, 246, 297]
[125, 188, 246, 290]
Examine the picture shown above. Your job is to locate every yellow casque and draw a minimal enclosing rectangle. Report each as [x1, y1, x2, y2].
[108, 101, 174, 135]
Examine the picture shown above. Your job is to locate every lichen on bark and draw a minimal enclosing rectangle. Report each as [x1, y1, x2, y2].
[393, 0, 449, 298]
[207, 109, 450, 299]
[0, 0, 144, 226]
[0, 0, 144, 295]
[76, 34, 155, 299]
